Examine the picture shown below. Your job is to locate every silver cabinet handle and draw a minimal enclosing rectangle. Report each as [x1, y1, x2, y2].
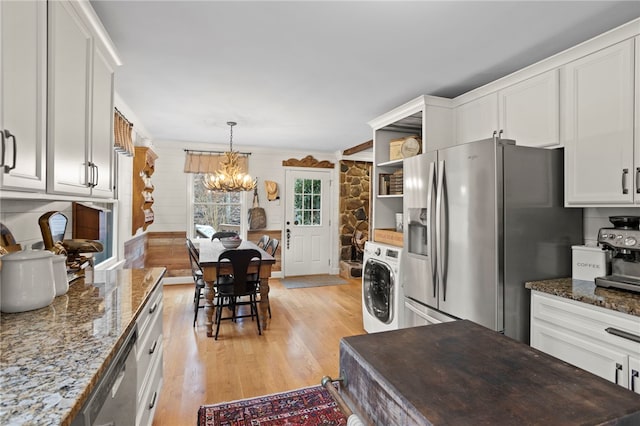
[632, 369, 639, 393]
[622, 168, 629, 194]
[149, 302, 158, 314]
[615, 362, 622, 385]
[605, 327, 640, 343]
[636, 167, 639, 194]
[492, 130, 497, 142]
[149, 339, 158, 355]
[498, 129, 504, 139]
[148, 391, 158, 409]
[1, 130, 5, 168]
[93, 163, 99, 187]
[2, 130, 17, 173]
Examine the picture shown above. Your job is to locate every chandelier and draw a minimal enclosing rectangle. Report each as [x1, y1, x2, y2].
[203, 121, 256, 192]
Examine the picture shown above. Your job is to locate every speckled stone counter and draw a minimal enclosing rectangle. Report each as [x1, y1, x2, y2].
[0, 267, 165, 426]
[525, 277, 640, 317]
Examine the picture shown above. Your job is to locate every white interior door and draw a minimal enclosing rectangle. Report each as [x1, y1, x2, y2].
[284, 168, 331, 276]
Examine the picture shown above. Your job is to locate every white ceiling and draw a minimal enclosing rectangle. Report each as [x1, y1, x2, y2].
[90, 1, 640, 153]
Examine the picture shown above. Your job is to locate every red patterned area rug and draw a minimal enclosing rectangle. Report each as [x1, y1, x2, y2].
[197, 385, 347, 426]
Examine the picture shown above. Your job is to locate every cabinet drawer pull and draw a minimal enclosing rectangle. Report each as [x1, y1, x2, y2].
[1, 130, 5, 168]
[93, 163, 99, 187]
[148, 391, 157, 410]
[632, 370, 639, 393]
[636, 167, 639, 194]
[605, 327, 640, 343]
[149, 302, 158, 314]
[622, 168, 629, 194]
[615, 362, 622, 385]
[149, 339, 158, 355]
[2, 130, 17, 172]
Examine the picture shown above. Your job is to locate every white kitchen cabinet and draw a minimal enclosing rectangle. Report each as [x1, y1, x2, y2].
[630, 355, 640, 394]
[455, 69, 560, 148]
[0, 0, 47, 192]
[47, 0, 117, 198]
[498, 69, 560, 148]
[90, 46, 116, 198]
[455, 93, 498, 145]
[531, 291, 640, 392]
[136, 281, 164, 426]
[636, 35, 640, 207]
[562, 39, 636, 206]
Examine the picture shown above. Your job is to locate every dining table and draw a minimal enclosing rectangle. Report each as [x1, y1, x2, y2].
[197, 239, 276, 336]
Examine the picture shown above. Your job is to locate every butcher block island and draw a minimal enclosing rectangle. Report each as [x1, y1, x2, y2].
[0, 267, 165, 426]
[340, 320, 640, 425]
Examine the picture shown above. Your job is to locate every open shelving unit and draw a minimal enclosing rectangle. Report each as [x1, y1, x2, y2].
[132, 146, 158, 235]
[367, 96, 452, 245]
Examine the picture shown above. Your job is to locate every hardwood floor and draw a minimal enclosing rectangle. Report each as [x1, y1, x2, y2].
[152, 276, 365, 426]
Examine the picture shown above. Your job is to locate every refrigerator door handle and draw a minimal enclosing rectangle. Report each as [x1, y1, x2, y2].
[426, 161, 437, 297]
[435, 160, 446, 301]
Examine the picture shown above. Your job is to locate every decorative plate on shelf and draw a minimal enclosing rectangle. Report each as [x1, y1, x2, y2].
[401, 137, 421, 158]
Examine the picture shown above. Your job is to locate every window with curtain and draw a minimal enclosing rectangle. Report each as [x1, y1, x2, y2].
[191, 174, 243, 239]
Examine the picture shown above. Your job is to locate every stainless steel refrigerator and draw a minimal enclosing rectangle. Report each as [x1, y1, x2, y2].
[403, 137, 583, 343]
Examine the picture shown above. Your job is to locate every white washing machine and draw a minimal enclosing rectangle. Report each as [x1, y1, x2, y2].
[362, 241, 404, 333]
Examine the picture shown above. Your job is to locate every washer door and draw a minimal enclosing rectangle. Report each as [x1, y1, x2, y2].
[363, 259, 394, 324]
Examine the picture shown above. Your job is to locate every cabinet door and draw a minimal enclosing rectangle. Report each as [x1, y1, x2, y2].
[0, 0, 46, 191]
[633, 36, 640, 205]
[562, 39, 635, 206]
[455, 93, 498, 145]
[90, 46, 115, 198]
[498, 69, 560, 148]
[630, 355, 640, 394]
[47, 1, 92, 195]
[532, 322, 629, 388]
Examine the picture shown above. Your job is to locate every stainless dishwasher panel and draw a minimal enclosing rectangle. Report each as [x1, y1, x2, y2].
[72, 327, 138, 426]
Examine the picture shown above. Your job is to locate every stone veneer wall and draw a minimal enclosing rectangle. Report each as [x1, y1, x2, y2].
[339, 160, 372, 263]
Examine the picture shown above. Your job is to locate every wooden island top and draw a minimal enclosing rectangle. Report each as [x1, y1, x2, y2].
[339, 320, 640, 425]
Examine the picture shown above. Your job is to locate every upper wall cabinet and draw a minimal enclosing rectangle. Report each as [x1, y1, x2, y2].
[0, 1, 47, 192]
[47, 0, 119, 199]
[562, 39, 636, 206]
[498, 69, 560, 148]
[455, 69, 561, 148]
[454, 93, 498, 145]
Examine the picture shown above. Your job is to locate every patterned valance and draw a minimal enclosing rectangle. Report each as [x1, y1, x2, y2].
[114, 108, 134, 156]
[183, 151, 248, 174]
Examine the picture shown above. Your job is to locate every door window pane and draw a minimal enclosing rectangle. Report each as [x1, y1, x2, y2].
[293, 178, 321, 226]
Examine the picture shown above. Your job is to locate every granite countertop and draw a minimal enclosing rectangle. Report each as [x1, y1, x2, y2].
[525, 277, 640, 317]
[0, 267, 166, 426]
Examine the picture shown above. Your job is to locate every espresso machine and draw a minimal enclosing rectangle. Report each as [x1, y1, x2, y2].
[596, 216, 640, 293]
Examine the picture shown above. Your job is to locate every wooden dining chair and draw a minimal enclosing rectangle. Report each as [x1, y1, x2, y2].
[186, 239, 205, 326]
[256, 234, 270, 249]
[187, 238, 233, 327]
[264, 238, 279, 256]
[214, 249, 263, 340]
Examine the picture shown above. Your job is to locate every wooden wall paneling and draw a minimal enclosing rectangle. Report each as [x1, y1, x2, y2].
[145, 231, 190, 277]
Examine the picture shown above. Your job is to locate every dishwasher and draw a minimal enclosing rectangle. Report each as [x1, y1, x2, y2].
[72, 326, 137, 426]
